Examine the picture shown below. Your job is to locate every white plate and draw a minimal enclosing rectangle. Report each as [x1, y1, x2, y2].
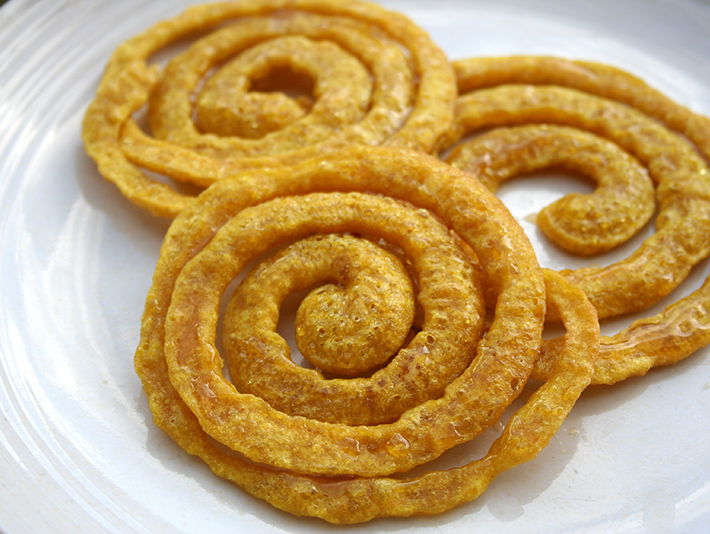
[1, 0, 710, 532]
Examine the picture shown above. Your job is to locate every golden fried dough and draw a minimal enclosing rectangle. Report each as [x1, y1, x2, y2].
[135, 146, 555, 520]
[448, 57, 710, 320]
[448, 56, 710, 384]
[221, 219, 483, 425]
[447, 124, 655, 256]
[82, 0, 457, 217]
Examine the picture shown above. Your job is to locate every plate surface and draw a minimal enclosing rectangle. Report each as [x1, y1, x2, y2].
[1, 0, 710, 532]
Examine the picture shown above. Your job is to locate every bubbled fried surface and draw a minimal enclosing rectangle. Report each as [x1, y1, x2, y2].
[221, 221, 482, 425]
[447, 124, 655, 256]
[447, 56, 710, 320]
[82, 0, 456, 217]
[134, 145, 553, 520]
[447, 55, 710, 386]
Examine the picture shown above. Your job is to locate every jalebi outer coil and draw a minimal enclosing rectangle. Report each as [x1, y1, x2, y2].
[134, 146, 602, 522]
[445, 56, 710, 384]
[81, 0, 456, 217]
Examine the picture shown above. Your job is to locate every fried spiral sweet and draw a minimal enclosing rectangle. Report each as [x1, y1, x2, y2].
[130, 146, 599, 522]
[81, 0, 456, 218]
[446, 56, 710, 383]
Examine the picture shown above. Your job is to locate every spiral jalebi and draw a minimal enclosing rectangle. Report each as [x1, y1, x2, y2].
[82, 0, 456, 217]
[445, 56, 710, 384]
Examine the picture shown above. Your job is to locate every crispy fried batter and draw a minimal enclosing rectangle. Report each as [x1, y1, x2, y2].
[134, 146, 552, 519]
[81, 0, 456, 217]
[448, 56, 710, 384]
[447, 124, 655, 256]
[222, 229, 482, 425]
[448, 56, 710, 320]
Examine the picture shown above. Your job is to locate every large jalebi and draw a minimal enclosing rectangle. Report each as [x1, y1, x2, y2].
[82, 0, 456, 217]
[444, 56, 710, 384]
[134, 146, 599, 522]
